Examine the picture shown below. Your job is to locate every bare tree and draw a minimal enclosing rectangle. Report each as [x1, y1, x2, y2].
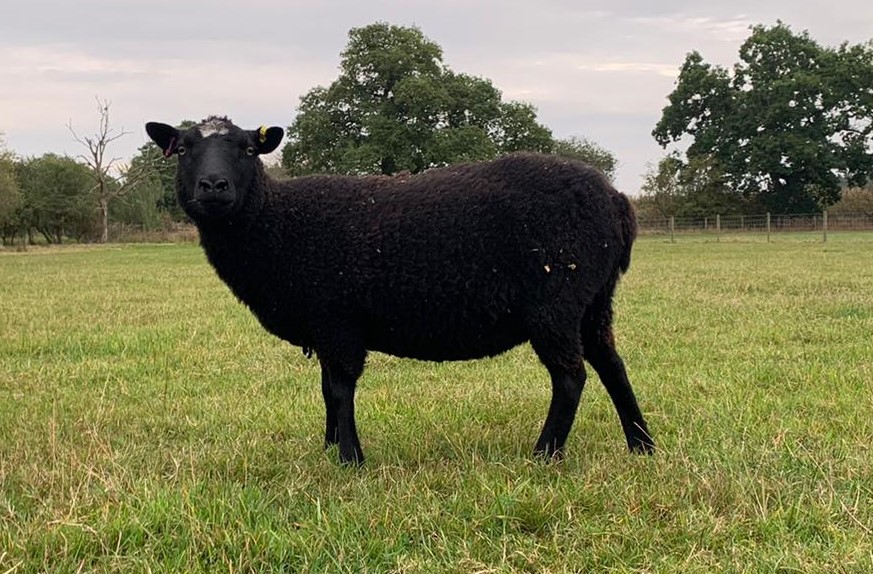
[69, 98, 155, 242]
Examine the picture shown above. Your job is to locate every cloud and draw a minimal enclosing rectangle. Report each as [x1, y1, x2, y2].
[2, 44, 157, 85]
[630, 14, 755, 43]
[574, 61, 679, 77]
[0, 41, 334, 165]
[0, 43, 330, 121]
[470, 51, 678, 116]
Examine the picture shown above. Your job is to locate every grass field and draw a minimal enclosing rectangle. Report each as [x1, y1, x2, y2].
[1, 233, 872, 572]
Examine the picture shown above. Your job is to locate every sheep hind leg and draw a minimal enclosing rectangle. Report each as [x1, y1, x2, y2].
[581, 316, 654, 454]
[319, 360, 364, 465]
[530, 334, 587, 460]
[320, 363, 339, 448]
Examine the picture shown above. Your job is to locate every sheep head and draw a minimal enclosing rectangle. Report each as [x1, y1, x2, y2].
[145, 117, 283, 222]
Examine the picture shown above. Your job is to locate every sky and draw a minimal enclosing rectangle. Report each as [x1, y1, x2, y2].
[1, 1, 871, 194]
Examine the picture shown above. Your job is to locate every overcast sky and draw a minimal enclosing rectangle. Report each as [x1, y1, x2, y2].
[1, 1, 871, 194]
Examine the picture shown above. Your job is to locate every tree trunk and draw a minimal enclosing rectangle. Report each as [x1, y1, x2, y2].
[380, 156, 397, 176]
[36, 226, 52, 244]
[99, 197, 109, 243]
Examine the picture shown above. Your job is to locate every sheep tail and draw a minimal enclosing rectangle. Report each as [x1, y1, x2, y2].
[613, 192, 637, 274]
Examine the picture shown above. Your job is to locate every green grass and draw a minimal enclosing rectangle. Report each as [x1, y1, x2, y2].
[1, 233, 872, 573]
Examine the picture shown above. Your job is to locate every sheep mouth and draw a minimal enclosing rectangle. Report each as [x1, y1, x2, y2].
[188, 197, 236, 217]
[195, 197, 235, 206]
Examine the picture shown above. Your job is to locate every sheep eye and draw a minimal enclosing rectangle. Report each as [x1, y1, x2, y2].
[246, 146, 256, 157]
[176, 146, 187, 156]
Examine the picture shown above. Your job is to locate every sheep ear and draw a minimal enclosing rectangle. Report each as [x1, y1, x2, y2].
[253, 126, 284, 155]
[146, 122, 180, 157]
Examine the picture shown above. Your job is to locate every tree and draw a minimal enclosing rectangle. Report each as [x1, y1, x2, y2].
[17, 154, 94, 244]
[126, 140, 181, 224]
[829, 186, 873, 216]
[637, 154, 684, 219]
[638, 153, 753, 218]
[109, 174, 164, 230]
[0, 134, 22, 244]
[553, 136, 618, 182]
[653, 22, 873, 213]
[69, 98, 157, 242]
[282, 22, 553, 176]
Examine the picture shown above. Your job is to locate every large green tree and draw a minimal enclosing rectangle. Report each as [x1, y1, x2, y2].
[282, 22, 553, 176]
[653, 22, 873, 213]
[17, 154, 94, 244]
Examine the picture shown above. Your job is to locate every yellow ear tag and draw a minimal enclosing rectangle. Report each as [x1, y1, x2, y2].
[258, 126, 268, 144]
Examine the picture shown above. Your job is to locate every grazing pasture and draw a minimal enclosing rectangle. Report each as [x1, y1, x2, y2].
[1, 234, 871, 572]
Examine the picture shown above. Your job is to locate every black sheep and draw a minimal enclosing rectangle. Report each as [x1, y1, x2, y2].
[145, 116, 654, 464]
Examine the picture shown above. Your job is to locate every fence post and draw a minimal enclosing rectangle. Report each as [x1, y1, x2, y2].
[716, 214, 721, 242]
[766, 212, 771, 243]
[670, 216, 675, 244]
[823, 210, 828, 243]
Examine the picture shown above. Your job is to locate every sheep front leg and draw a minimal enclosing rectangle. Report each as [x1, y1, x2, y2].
[320, 359, 365, 465]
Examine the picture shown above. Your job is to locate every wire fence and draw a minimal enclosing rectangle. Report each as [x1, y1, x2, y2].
[107, 222, 199, 243]
[637, 212, 873, 242]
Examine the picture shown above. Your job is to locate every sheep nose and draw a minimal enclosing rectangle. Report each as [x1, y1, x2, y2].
[198, 177, 229, 193]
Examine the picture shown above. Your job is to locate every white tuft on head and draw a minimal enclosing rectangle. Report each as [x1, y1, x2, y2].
[198, 117, 232, 138]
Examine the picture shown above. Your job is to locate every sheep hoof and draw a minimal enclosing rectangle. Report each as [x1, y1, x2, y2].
[533, 445, 565, 463]
[338, 448, 365, 467]
[629, 436, 656, 455]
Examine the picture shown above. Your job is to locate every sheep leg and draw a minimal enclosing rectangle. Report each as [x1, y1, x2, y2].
[533, 363, 587, 459]
[582, 328, 654, 454]
[320, 363, 339, 447]
[530, 330, 587, 459]
[320, 360, 365, 465]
